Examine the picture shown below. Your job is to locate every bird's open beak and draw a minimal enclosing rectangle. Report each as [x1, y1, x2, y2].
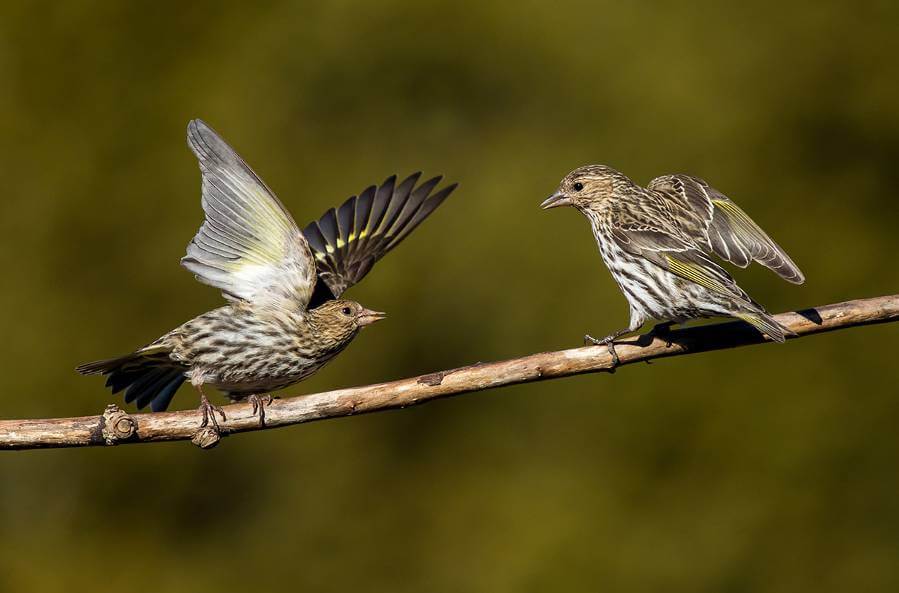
[357, 309, 387, 327]
[540, 191, 572, 209]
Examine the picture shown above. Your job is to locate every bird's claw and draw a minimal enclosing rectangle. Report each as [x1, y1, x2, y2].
[603, 341, 620, 370]
[198, 395, 226, 431]
[249, 394, 274, 427]
[584, 334, 620, 371]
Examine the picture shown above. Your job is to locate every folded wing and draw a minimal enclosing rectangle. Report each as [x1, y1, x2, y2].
[181, 119, 317, 310]
[608, 219, 757, 307]
[648, 174, 804, 284]
[301, 172, 457, 306]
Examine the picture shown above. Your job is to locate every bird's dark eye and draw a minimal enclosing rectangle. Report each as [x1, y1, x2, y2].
[573, 182, 584, 192]
[341, 307, 352, 316]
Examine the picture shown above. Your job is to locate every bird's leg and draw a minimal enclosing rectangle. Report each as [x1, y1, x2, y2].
[197, 386, 226, 431]
[248, 394, 274, 427]
[584, 328, 633, 370]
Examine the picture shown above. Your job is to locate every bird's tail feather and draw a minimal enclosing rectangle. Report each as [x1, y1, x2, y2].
[76, 350, 186, 412]
[734, 311, 793, 343]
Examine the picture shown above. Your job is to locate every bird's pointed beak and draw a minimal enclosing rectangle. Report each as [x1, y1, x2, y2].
[541, 191, 572, 209]
[357, 308, 387, 327]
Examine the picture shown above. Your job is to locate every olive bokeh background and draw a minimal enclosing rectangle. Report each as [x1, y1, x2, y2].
[1, 1, 897, 591]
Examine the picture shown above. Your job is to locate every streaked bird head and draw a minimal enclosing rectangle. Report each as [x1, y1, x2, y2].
[541, 165, 634, 212]
[308, 299, 386, 344]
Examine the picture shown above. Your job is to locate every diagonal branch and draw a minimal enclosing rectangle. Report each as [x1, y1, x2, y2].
[2, 294, 896, 451]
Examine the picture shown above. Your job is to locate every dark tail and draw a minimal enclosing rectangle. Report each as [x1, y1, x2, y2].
[76, 349, 186, 412]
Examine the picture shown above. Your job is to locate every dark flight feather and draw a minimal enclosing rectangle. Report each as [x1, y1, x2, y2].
[302, 172, 457, 306]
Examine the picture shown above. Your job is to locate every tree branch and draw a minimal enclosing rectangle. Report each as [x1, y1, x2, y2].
[2, 294, 896, 451]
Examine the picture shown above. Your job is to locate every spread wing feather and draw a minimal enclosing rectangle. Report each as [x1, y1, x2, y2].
[302, 173, 457, 305]
[647, 174, 804, 284]
[181, 119, 316, 310]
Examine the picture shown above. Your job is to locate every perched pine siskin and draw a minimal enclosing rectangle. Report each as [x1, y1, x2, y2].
[78, 120, 456, 427]
[541, 165, 804, 357]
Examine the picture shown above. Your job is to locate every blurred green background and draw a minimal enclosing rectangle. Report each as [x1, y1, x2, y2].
[1, 1, 897, 591]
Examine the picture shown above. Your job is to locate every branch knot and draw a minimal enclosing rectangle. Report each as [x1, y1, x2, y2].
[191, 427, 221, 449]
[100, 404, 136, 444]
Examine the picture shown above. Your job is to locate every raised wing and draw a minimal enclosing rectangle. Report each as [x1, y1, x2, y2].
[181, 119, 317, 310]
[648, 175, 804, 284]
[301, 172, 457, 305]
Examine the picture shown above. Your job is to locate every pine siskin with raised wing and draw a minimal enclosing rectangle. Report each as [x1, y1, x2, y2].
[78, 120, 456, 428]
